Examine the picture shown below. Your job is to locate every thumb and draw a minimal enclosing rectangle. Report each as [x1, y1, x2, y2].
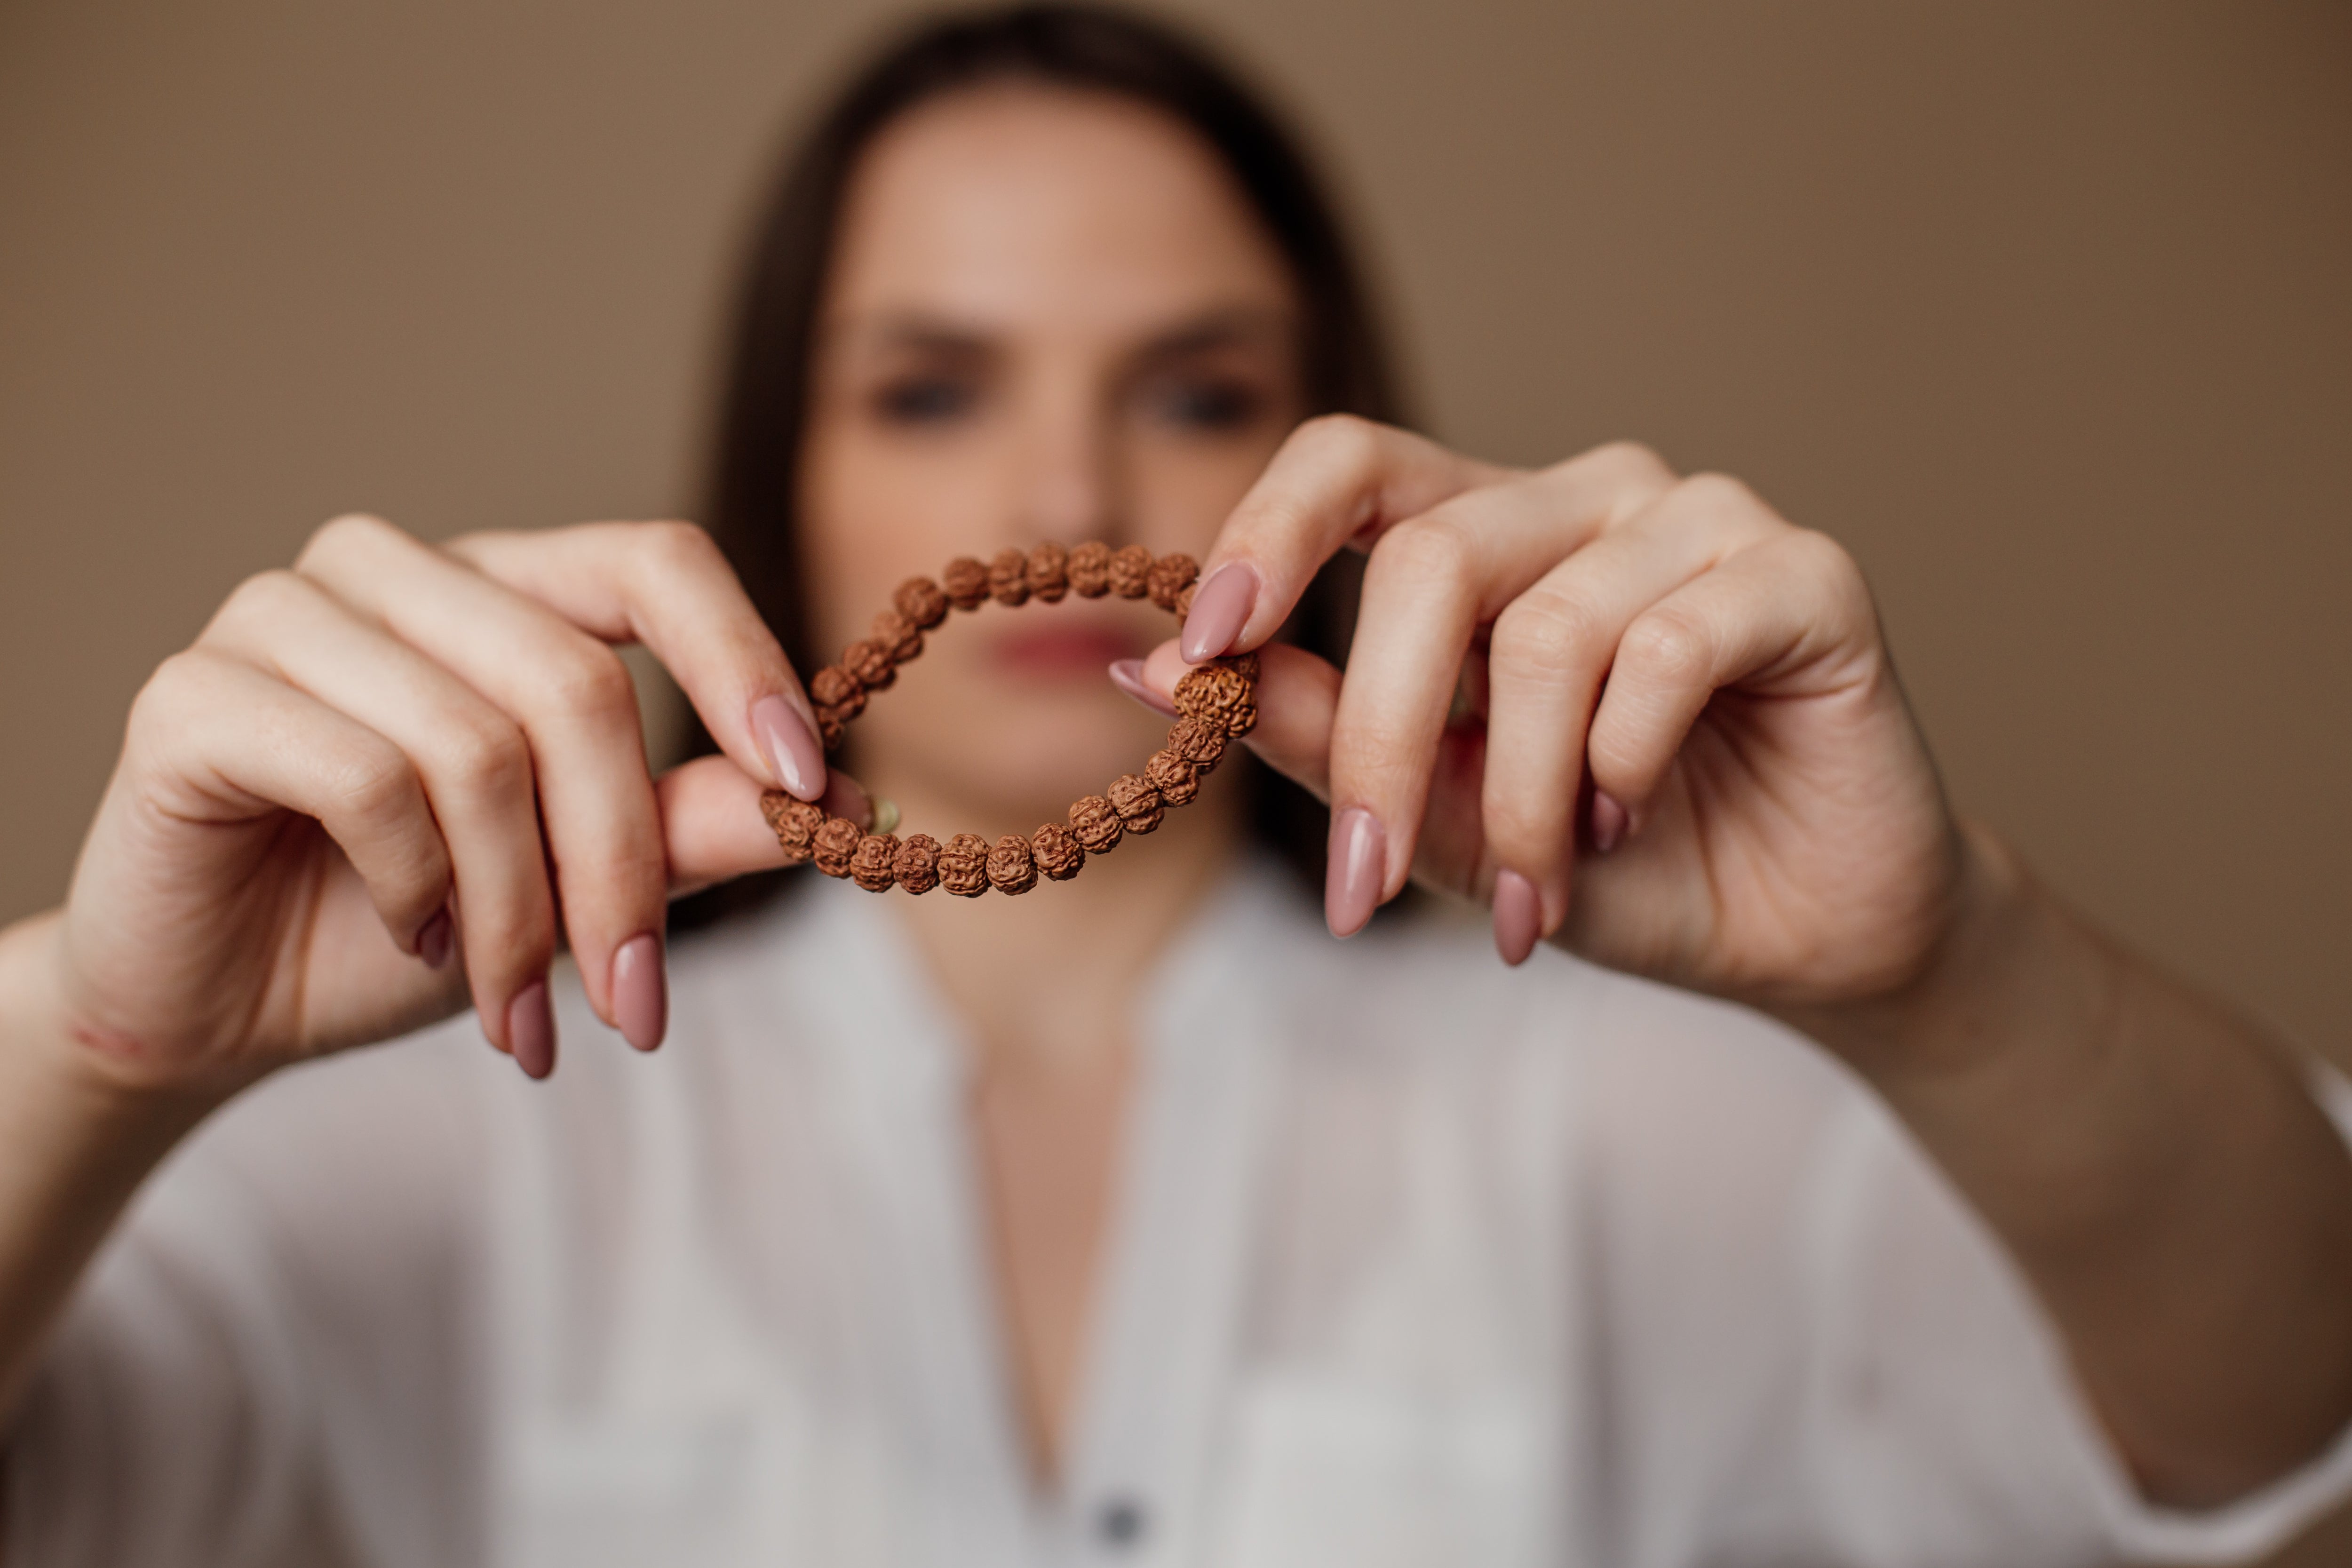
[659, 756, 872, 899]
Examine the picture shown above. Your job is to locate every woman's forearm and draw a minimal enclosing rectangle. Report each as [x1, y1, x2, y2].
[0, 914, 224, 1421]
[1788, 824, 2352, 1506]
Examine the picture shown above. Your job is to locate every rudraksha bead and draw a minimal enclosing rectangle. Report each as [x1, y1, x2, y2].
[943, 556, 991, 611]
[989, 547, 1031, 607]
[1031, 821, 1084, 881]
[761, 793, 824, 864]
[1026, 541, 1069, 603]
[843, 638, 896, 692]
[810, 666, 864, 712]
[1164, 715, 1229, 768]
[939, 832, 991, 897]
[1106, 773, 1164, 834]
[816, 707, 848, 750]
[1174, 581, 1197, 621]
[872, 608, 924, 663]
[1108, 544, 1152, 598]
[894, 575, 950, 629]
[812, 816, 862, 878]
[1068, 540, 1112, 597]
[1145, 553, 1198, 612]
[1174, 662, 1257, 736]
[986, 834, 1038, 894]
[1068, 793, 1123, 854]
[850, 832, 900, 892]
[1146, 748, 1201, 805]
[894, 833, 942, 894]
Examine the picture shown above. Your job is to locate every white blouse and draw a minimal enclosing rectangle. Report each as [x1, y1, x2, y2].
[10, 863, 2352, 1568]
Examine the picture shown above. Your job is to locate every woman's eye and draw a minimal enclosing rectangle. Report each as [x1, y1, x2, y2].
[1148, 378, 1264, 432]
[873, 376, 977, 424]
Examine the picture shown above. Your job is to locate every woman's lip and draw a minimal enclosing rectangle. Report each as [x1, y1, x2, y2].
[990, 625, 1147, 675]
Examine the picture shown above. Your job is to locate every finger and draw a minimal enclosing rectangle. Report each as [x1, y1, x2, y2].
[444, 519, 826, 803]
[1479, 479, 1784, 953]
[1322, 454, 1679, 931]
[1585, 525, 1881, 822]
[295, 516, 664, 1043]
[1177, 416, 1515, 664]
[198, 569, 560, 1050]
[127, 649, 453, 958]
[1139, 638, 1495, 916]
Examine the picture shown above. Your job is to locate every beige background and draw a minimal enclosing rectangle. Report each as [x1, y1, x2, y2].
[3, 2, 2350, 1555]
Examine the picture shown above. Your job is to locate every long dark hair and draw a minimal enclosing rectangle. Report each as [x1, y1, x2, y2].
[680, 3, 1404, 926]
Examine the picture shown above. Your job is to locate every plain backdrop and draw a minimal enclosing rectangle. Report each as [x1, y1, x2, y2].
[3, 4, 2349, 1557]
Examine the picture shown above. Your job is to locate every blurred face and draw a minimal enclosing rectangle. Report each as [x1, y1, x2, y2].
[799, 85, 1303, 833]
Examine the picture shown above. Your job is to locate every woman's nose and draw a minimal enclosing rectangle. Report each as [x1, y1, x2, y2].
[1016, 387, 1123, 543]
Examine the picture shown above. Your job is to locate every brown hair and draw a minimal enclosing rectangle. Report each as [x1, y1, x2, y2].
[681, 2, 1404, 923]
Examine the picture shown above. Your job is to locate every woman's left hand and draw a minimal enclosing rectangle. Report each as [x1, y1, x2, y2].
[1146, 416, 1963, 1008]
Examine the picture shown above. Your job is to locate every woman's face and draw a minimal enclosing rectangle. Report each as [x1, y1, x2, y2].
[798, 85, 1304, 834]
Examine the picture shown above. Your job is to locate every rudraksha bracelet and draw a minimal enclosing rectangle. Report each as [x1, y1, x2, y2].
[757, 544, 1259, 896]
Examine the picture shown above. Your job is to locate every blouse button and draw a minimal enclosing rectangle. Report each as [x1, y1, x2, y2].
[1095, 1495, 1148, 1549]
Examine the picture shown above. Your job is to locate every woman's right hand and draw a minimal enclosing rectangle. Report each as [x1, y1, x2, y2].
[38, 513, 830, 1091]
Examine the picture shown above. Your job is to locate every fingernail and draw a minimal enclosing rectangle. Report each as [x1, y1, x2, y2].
[1591, 790, 1629, 856]
[752, 695, 826, 801]
[1107, 657, 1180, 717]
[1492, 869, 1542, 965]
[508, 980, 556, 1080]
[611, 933, 667, 1052]
[869, 797, 901, 835]
[1325, 806, 1386, 938]
[416, 910, 453, 969]
[1180, 561, 1259, 664]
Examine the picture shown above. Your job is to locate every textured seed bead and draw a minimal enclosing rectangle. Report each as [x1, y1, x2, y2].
[939, 832, 991, 897]
[895, 575, 950, 629]
[850, 832, 901, 892]
[1146, 553, 1199, 612]
[1174, 662, 1256, 737]
[943, 556, 991, 611]
[894, 833, 942, 894]
[843, 638, 896, 692]
[1068, 541, 1112, 597]
[1027, 541, 1069, 603]
[761, 793, 824, 864]
[1068, 794, 1123, 854]
[989, 548, 1031, 607]
[810, 666, 864, 713]
[812, 816, 862, 878]
[1031, 821, 1084, 881]
[1106, 773, 1164, 834]
[816, 708, 848, 750]
[1164, 715, 1229, 768]
[1108, 544, 1152, 598]
[872, 608, 924, 663]
[1146, 749, 1201, 805]
[986, 834, 1039, 894]
[1174, 581, 1197, 621]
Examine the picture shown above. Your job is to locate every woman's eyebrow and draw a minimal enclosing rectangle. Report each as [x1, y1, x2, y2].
[827, 314, 996, 357]
[1132, 307, 1295, 359]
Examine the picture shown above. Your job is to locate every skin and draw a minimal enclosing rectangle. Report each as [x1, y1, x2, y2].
[0, 80, 2348, 1517]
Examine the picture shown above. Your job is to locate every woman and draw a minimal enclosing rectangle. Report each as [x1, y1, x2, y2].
[3, 6, 2351, 1564]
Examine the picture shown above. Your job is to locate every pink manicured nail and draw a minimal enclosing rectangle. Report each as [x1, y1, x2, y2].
[611, 932, 667, 1052]
[415, 910, 453, 969]
[1591, 790, 1629, 856]
[1180, 561, 1259, 664]
[1108, 658, 1180, 717]
[508, 981, 556, 1080]
[752, 695, 826, 801]
[1325, 807, 1386, 938]
[1492, 869, 1542, 966]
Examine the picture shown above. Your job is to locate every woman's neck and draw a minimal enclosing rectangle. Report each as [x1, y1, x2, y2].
[874, 769, 1242, 1083]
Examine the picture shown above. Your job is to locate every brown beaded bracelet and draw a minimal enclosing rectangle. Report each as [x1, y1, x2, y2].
[757, 544, 1259, 896]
